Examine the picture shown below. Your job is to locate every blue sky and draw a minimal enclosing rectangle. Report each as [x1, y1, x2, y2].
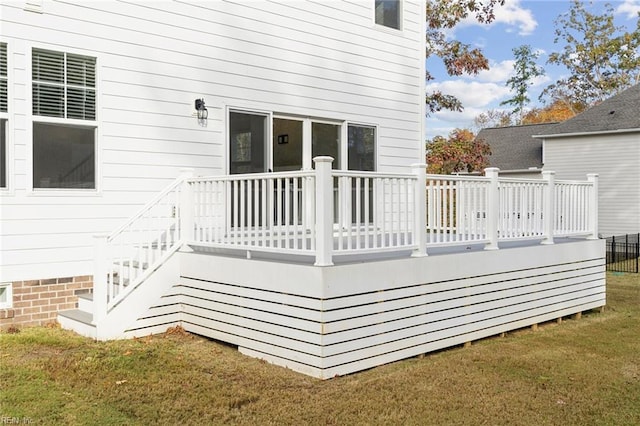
[425, 0, 640, 139]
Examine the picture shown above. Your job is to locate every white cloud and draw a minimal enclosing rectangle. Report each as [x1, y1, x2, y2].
[455, 0, 537, 36]
[493, 0, 537, 35]
[616, 0, 640, 18]
[474, 60, 516, 83]
[427, 80, 512, 109]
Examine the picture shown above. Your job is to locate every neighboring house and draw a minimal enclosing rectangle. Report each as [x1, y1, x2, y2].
[0, 1, 605, 379]
[534, 84, 640, 238]
[478, 122, 557, 177]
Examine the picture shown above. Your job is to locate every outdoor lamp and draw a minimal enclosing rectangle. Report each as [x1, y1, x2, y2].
[195, 98, 208, 120]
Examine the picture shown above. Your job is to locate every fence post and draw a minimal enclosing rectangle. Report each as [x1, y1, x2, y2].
[179, 168, 195, 251]
[411, 163, 428, 257]
[92, 234, 109, 325]
[484, 167, 500, 251]
[541, 171, 555, 245]
[587, 173, 599, 240]
[314, 156, 334, 266]
[634, 233, 640, 274]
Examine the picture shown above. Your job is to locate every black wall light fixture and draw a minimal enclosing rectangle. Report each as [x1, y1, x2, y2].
[195, 98, 208, 119]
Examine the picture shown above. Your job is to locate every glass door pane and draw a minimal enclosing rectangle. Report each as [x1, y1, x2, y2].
[229, 111, 267, 174]
[272, 118, 303, 172]
[348, 125, 376, 223]
[311, 122, 340, 169]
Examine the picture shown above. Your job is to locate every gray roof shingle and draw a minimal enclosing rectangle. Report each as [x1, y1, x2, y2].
[477, 122, 557, 171]
[537, 84, 640, 136]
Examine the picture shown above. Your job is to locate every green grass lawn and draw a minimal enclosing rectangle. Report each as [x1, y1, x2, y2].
[1, 272, 639, 425]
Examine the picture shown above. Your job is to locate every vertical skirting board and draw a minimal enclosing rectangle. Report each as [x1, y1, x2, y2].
[178, 239, 605, 378]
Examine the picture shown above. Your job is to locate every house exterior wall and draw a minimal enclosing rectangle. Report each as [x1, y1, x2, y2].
[0, 1, 426, 283]
[0, 275, 92, 329]
[542, 132, 640, 237]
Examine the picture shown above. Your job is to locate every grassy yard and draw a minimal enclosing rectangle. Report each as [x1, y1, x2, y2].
[1, 272, 638, 425]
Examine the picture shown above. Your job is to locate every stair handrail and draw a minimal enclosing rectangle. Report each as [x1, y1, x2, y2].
[94, 170, 194, 321]
[107, 176, 187, 242]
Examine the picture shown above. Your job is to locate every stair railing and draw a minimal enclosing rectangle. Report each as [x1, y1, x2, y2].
[93, 169, 193, 322]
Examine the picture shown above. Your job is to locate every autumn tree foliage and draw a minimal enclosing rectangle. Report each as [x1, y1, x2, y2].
[426, 129, 491, 175]
[425, 0, 505, 114]
[521, 99, 583, 124]
[542, 0, 640, 108]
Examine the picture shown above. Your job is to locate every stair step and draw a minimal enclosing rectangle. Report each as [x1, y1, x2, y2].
[119, 260, 149, 269]
[77, 292, 93, 312]
[59, 308, 93, 324]
[58, 309, 96, 339]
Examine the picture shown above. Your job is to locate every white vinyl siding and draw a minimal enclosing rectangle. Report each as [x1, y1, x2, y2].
[0, 0, 424, 281]
[543, 133, 640, 237]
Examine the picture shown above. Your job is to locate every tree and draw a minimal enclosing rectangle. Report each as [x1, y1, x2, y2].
[542, 0, 640, 107]
[500, 45, 545, 124]
[425, 0, 505, 114]
[521, 99, 582, 124]
[473, 109, 513, 129]
[426, 128, 491, 175]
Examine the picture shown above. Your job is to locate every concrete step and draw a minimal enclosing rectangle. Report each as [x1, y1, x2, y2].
[77, 292, 93, 312]
[58, 309, 96, 339]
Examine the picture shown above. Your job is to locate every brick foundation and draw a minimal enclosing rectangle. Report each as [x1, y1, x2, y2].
[0, 275, 93, 329]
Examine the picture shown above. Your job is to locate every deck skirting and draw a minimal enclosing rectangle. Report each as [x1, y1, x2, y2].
[177, 238, 605, 378]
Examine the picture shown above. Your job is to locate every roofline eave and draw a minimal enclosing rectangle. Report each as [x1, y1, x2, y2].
[533, 128, 640, 139]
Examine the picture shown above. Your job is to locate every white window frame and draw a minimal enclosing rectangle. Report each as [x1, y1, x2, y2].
[0, 282, 12, 309]
[27, 44, 101, 195]
[226, 106, 378, 173]
[0, 40, 12, 194]
[226, 107, 272, 175]
[346, 122, 378, 172]
[374, 0, 403, 31]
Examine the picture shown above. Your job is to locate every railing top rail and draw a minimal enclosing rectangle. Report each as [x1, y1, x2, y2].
[187, 170, 316, 183]
[107, 177, 184, 242]
[555, 179, 593, 186]
[498, 177, 548, 184]
[424, 173, 489, 182]
[332, 170, 415, 179]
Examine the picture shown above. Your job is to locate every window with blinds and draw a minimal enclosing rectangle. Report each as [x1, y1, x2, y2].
[32, 48, 96, 120]
[0, 43, 7, 113]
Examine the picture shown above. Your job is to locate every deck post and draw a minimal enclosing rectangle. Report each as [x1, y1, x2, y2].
[587, 173, 599, 240]
[484, 167, 500, 250]
[179, 168, 195, 250]
[541, 171, 555, 245]
[92, 233, 109, 324]
[314, 156, 334, 266]
[411, 163, 427, 257]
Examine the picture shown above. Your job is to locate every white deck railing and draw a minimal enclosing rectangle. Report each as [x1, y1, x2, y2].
[92, 170, 190, 320]
[93, 160, 598, 318]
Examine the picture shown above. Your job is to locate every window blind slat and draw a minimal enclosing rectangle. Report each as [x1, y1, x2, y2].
[0, 43, 6, 113]
[32, 48, 96, 120]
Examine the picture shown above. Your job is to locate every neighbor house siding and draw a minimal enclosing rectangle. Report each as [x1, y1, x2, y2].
[543, 132, 640, 237]
[0, 0, 425, 282]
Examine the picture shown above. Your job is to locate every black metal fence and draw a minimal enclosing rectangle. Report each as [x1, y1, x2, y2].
[606, 233, 639, 273]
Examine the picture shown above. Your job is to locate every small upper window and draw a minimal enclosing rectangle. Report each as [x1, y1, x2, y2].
[375, 0, 401, 30]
